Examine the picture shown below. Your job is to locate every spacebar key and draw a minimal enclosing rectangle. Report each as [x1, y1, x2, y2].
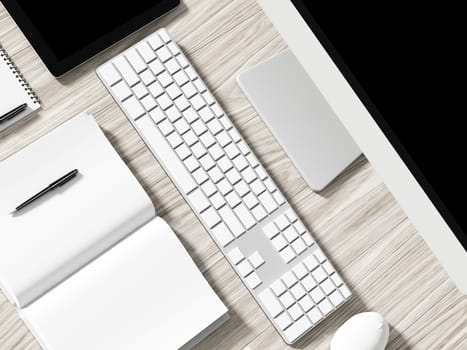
[136, 115, 197, 194]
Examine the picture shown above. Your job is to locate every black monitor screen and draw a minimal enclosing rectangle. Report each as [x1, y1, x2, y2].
[14, 1, 167, 60]
[291, 1, 466, 250]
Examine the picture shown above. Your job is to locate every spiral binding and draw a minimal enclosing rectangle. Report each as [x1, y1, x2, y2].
[0, 44, 40, 105]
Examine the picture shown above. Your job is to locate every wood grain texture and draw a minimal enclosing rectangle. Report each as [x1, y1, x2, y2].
[0, 1, 465, 349]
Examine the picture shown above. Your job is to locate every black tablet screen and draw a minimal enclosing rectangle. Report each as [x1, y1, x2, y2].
[15, 1, 166, 60]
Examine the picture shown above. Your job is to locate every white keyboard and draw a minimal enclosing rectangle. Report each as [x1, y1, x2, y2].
[97, 28, 351, 344]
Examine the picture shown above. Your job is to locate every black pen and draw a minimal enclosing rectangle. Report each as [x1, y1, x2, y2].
[12, 169, 79, 213]
[0, 103, 28, 124]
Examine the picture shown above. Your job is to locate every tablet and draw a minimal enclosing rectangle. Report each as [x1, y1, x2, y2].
[2, 0, 180, 76]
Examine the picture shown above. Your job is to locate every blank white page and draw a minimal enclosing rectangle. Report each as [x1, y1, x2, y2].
[21, 217, 228, 350]
[0, 113, 154, 307]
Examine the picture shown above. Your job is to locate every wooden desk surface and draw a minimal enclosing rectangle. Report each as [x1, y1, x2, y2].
[0, 1, 465, 349]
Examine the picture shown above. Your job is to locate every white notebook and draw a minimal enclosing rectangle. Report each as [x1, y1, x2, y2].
[0, 113, 229, 349]
[0, 45, 40, 132]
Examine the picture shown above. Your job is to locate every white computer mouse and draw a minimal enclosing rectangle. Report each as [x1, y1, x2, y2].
[330, 312, 389, 350]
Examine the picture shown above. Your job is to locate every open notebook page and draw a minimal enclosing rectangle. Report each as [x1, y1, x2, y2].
[20, 217, 228, 350]
[0, 113, 155, 307]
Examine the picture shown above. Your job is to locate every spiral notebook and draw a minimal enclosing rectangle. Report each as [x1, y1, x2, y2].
[0, 45, 40, 132]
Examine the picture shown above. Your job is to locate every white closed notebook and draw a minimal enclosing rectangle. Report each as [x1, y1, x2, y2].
[0, 45, 40, 132]
[0, 113, 228, 349]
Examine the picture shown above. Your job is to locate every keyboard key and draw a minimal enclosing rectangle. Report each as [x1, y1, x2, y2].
[158, 29, 171, 43]
[148, 33, 164, 50]
[227, 247, 244, 264]
[216, 130, 231, 147]
[217, 178, 232, 195]
[158, 71, 173, 87]
[173, 117, 190, 135]
[140, 69, 156, 85]
[245, 272, 262, 289]
[167, 41, 180, 55]
[201, 180, 217, 197]
[329, 290, 344, 307]
[282, 271, 298, 288]
[276, 312, 293, 331]
[149, 59, 165, 75]
[258, 289, 283, 318]
[175, 143, 191, 160]
[191, 95, 206, 110]
[292, 238, 307, 255]
[114, 56, 139, 86]
[241, 167, 257, 184]
[275, 215, 290, 231]
[225, 143, 240, 159]
[184, 155, 199, 172]
[314, 249, 327, 263]
[136, 41, 156, 63]
[226, 191, 241, 208]
[175, 95, 190, 111]
[208, 166, 224, 183]
[166, 83, 182, 99]
[318, 299, 333, 315]
[292, 264, 308, 280]
[99, 63, 121, 86]
[177, 54, 189, 68]
[212, 222, 234, 247]
[248, 251, 265, 269]
[225, 168, 241, 184]
[322, 261, 335, 275]
[141, 95, 157, 111]
[234, 203, 256, 230]
[125, 48, 146, 73]
[111, 81, 132, 101]
[157, 94, 173, 110]
[288, 303, 303, 321]
[237, 259, 254, 277]
[132, 83, 149, 99]
[234, 180, 249, 197]
[165, 58, 180, 74]
[273, 191, 286, 205]
[201, 207, 221, 228]
[166, 132, 183, 148]
[207, 118, 223, 135]
[307, 307, 323, 324]
[174, 70, 189, 86]
[199, 154, 215, 171]
[251, 205, 267, 221]
[303, 255, 319, 271]
[299, 295, 314, 312]
[148, 80, 164, 98]
[312, 266, 327, 283]
[263, 222, 279, 239]
[301, 275, 317, 292]
[279, 291, 295, 309]
[166, 106, 181, 123]
[122, 96, 145, 120]
[331, 273, 344, 287]
[192, 168, 208, 184]
[280, 246, 296, 263]
[284, 313, 311, 342]
[217, 156, 233, 173]
[210, 192, 226, 209]
[192, 119, 207, 135]
[259, 191, 278, 213]
[271, 280, 287, 296]
[321, 279, 336, 296]
[219, 206, 245, 237]
[200, 132, 216, 148]
[303, 233, 314, 247]
[271, 235, 287, 252]
[188, 188, 210, 213]
[209, 144, 224, 161]
[339, 284, 352, 299]
[158, 119, 174, 136]
[290, 283, 306, 300]
[251, 180, 266, 196]
[182, 130, 198, 146]
[156, 46, 172, 62]
[283, 226, 298, 243]
[244, 192, 259, 209]
[310, 287, 325, 303]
